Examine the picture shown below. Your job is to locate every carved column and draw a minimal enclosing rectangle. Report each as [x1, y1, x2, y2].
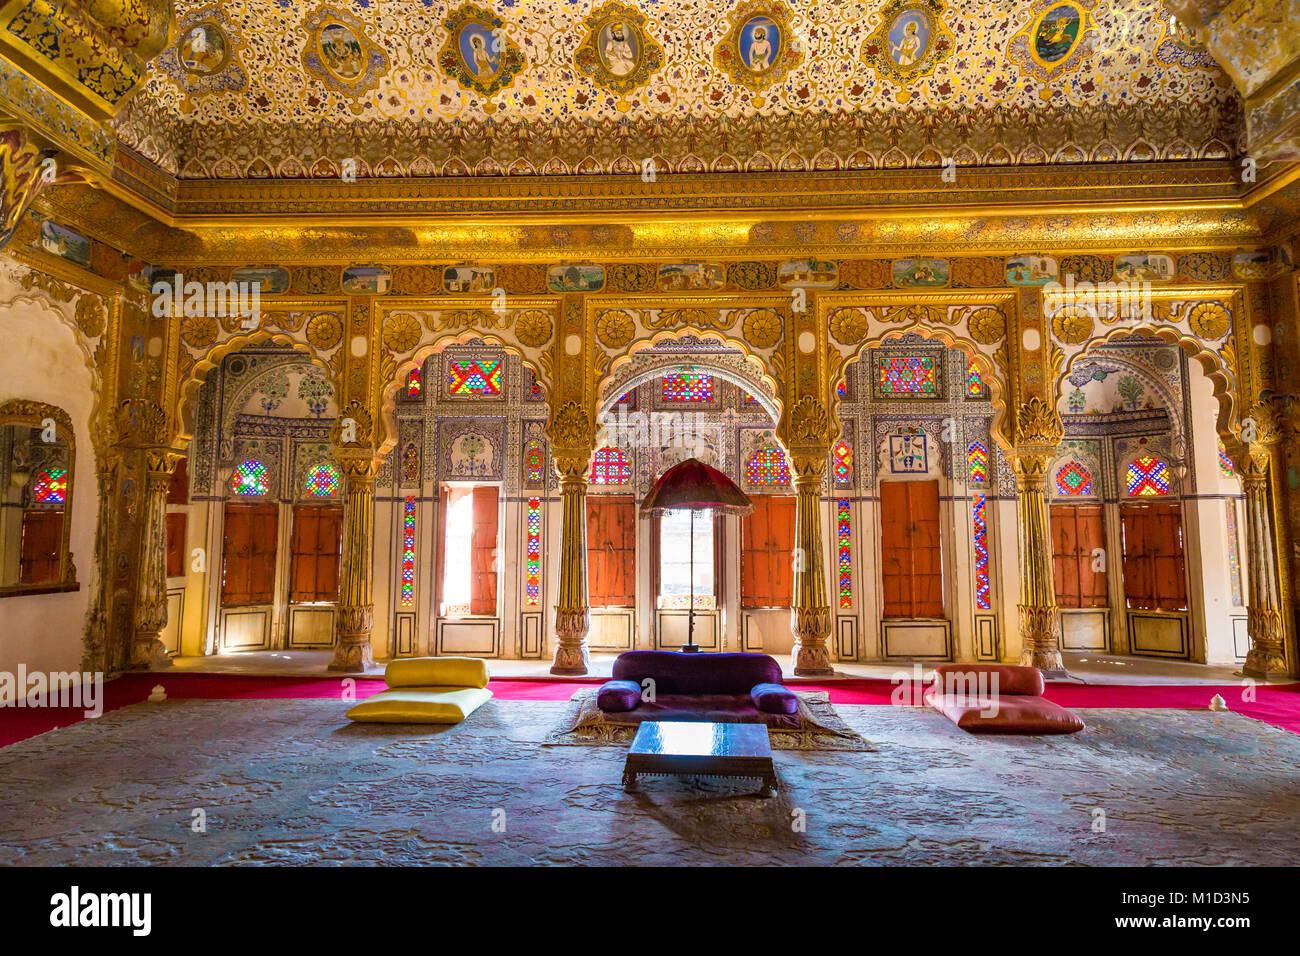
[329, 458, 378, 672]
[130, 448, 179, 670]
[790, 454, 834, 677]
[1241, 441, 1289, 678]
[551, 456, 591, 675]
[1012, 398, 1066, 676]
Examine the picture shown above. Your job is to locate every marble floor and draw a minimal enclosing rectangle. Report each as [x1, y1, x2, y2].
[169, 649, 1257, 686]
[2, 696, 1297, 866]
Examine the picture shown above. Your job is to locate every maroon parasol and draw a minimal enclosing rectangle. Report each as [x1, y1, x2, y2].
[640, 458, 753, 652]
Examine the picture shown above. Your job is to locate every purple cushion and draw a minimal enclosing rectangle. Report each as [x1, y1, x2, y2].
[611, 651, 783, 695]
[596, 679, 642, 712]
[751, 683, 798, 715]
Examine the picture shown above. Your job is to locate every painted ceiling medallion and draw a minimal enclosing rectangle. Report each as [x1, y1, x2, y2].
[575, 2, 663, 103]
[713, 1, 804, 101]
[301, 6, 389, 110]
[1008, 0, 1098, 92]
[153, 7, 248, 113]
[440, 4, 527, 106]
[860, 0, 955, 101]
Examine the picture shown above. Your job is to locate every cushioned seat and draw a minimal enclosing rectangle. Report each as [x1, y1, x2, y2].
[346, 656, 493, 725]
[928, 663, 1084, 735]
[595, 651, 799, 727]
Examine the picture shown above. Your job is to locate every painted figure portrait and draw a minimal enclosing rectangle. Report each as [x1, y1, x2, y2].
[740, 16, 780, 71]
[888, 10, 931, 67]
[1034, 3, 1082, 63]
[600, 21, 638, 76]
[319, 23, 364, 80]
[460, 25, 500, 80]
[179, 24, 227, 75]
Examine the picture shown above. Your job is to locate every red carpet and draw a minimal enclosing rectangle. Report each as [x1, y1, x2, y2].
[2, 672, 1297, 748]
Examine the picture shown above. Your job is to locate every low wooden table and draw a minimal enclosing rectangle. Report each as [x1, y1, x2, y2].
[622, 720, 777, 797]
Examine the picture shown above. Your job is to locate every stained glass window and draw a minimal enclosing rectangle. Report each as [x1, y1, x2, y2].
[448, 358, 502, 395]
[1126, 454, 1171, 497]
[303, 462, 341, 498]
[967, 359, 984, 397]
[590, 446, 631, 485]
[1218, 438, 1234, 478]
[401, 442, 420, 484]
[1056, 460, 1093, 496]
[877, 355, 938, 396]
[405, 368, 422, 399]
[524, 440, 544, 484]
[1225, 499, 1243, 606]
[837, 498, 852, 609]
[526, 497, 542, 606]
[401, 497, 416, 608]
[29, 467, 67, 504]
[746, 445, 791, 485]
[836, 378, 848, 399]
[745, 392, 759, 405]
[832, 440, 852, 485]
[972, 494, 991, 610]
[230, 460, 268, 496]
[661, 373, 713, 402]
[967, 441, 989, 484]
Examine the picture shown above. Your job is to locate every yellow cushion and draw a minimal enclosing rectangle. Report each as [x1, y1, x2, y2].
[346, 687, 493, 724]
[384, 656, 491, 689]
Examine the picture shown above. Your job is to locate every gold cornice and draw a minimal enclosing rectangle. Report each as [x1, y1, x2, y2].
[6, 245, 122, 298]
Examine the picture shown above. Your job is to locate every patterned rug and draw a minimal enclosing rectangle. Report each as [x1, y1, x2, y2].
[3, 698, 1300, 865]
[542, 689, 875, 751]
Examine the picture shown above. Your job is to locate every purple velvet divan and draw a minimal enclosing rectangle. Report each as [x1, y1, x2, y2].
[595, 651, 800, 726]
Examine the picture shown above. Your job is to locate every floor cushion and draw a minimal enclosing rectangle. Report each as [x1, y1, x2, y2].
[597, 679, 642, 712]
[751, 683, 798, 715]
[930, 694, 1085, 735]
[385, 656, 490, 689]
[346, 686, 493, 724]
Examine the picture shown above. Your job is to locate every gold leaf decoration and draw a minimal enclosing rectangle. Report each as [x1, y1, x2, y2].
[596, 309, 636, 348]
[789, 395, 830, 444]
[306, 311, 344, 351]
[548, 400, 595, 449]
[1050, 306, 1094, 345]
[382, 311, 422, 353]
[828, 307, 867, 346]
[181, 313, 217, 349]
[967, 307, 1007, 345]
[1188, 302, 1230, 340]
[741, 308, 783, 349]
[1016, 396, 1064, 447]
[74, 295, 106, 338]
[514, 308, 553, 348]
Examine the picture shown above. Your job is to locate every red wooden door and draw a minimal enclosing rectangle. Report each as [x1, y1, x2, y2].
[587, 496, 636, 607]
[1121, 501, 1187, 611]
[741, 495, 795, 608]
[221, 503, 278, 606]
[1051, 504, 1108, 608]
[19, 510, 62, 584]
[880, 480, 944, 618]
[289, 504, 342, 603]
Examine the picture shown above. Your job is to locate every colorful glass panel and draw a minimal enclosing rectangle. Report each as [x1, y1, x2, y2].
[877, 355, 938, 396]
[967, 359, 984, 397]
[1218, 438, 1234, 478]
[230, 460, 268, 496]
[406, 368, 422, 399]
[837, 498, 852, 609]
[447, 359, 502, 395]
[1126, 455, 1171, 497]
[967, 441, 989, 484]
[590, 446, 631, 485]
[661, 373, 713, 402]
[29, 467, 67, 504]
[401, 497, 416, 608]
[972, 494, 991, 610]
[524, 441, 544, 484]
[836, 378, 847, 399]
[526, 497, 542, 606]
[1055, 460, 1093, 496]
[832, 441, 852, 485]
[303, 462, 341, 498]
[746, 445, 791, 485]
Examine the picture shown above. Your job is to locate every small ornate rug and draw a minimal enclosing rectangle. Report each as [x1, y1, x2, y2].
[542, 688, 875, 751]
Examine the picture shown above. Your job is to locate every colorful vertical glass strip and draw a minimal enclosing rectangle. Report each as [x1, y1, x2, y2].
[29, 467, 67, 504]
[837, 498, 852, 609]
[448, 359, 502, 395]
[972, 493, 991, 610]
[1226, 499, 1243, 606]
[526, 496, 542, 606]
[406, 368, 422, 399]
[1218, 438, 1234, 478]
[1126, 454, 1170, 496]
[1055, 460, 1093, 496]
[832, 440, 852, 485]
[661, 373, 713, 402]
[967, 441, 989, 484]
[401, 496, 416, 608]
[877, 355, 938, 396]
[836, 378, 847, 399]
[590, 446, 631, 484]
[967, 359, 983, 397]
[746, 445, 791, 485]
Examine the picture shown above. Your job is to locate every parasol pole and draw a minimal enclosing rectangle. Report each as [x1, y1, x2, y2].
[686, 508, 696, 651]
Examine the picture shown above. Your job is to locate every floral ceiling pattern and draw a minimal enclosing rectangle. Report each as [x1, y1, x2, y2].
[112, 0, 1243, 178]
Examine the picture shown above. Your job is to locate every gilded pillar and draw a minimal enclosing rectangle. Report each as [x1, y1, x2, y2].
[1012, 398, 1066, 676]
[329, 458, 378, 672]
[551, 456, 591, 675]
[790, 454, 833, 677]
[130, 448, 179, 670]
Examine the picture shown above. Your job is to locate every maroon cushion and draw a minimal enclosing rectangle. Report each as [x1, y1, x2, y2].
[930, 694, 1085, 735]
[751, 683, 798, 715]
[611, 651, 783, 695]
[932, 664, 1045, 697]
[596, 679, 642, 712]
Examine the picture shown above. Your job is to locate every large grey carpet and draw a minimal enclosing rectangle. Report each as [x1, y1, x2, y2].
[1, 698, 1297, 865]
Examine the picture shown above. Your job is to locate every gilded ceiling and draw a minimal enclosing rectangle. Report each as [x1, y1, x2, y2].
[111, 0, 1244, 179]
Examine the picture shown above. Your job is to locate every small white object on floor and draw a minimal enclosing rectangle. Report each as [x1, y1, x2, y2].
[1209, 694, 1227, 711]
[148, 685, 167, 703]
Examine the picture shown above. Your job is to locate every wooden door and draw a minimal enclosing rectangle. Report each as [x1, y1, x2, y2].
[18, 510, 62, 584]
[880, 479, 944, 618]
[289, 504, 343, 604]
[741, 495, 795, 608]
[1121, 501, 1187, 611]
[221, 503, 279, 606]
[1051, 503, 1108, 608]
[587, 495, 636, 607]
